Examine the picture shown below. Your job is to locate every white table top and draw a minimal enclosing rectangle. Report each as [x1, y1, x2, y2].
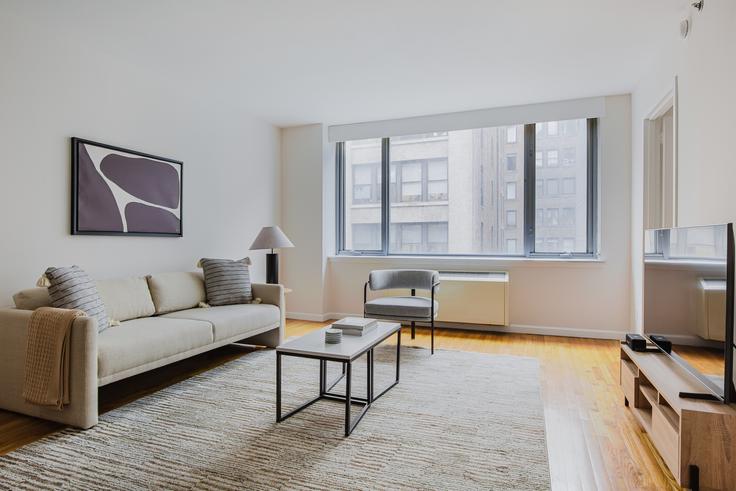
[277, 321, 401, 361]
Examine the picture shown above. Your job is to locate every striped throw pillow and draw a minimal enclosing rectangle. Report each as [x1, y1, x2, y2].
[44, 266, 109, 332]
[200, 258, 253, 306]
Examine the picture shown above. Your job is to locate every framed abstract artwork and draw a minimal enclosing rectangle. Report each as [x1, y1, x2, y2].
[71, 138, 183, 237]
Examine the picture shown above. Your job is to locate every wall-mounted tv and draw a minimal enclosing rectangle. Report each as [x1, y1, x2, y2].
[643, 223, 735, 403]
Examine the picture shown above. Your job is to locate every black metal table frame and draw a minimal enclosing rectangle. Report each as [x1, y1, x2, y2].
[276, 328, 401, 437]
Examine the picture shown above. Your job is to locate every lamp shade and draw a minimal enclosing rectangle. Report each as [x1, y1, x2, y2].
[249, 226, 294, 250]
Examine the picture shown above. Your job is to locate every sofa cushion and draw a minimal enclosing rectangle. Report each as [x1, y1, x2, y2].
[146, 272, 206, 314]
[364, 296, 439, 319]
[97, 317, 213, 379]
[13, 287, 52, 310]
[199, 258, 253, 306]
[162, 304, 279, 342]
[96, 277, 155, 322]
[45, 266, 109, 332]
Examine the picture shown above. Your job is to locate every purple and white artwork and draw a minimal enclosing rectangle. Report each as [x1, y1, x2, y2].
[71, 138, 183, 236]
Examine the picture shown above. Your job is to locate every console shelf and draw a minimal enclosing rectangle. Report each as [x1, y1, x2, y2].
[620, 344, 736, 490]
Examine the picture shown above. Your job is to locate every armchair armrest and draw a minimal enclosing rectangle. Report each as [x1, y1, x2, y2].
[0, 308, 99, 429]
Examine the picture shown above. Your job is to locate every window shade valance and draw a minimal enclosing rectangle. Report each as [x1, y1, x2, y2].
[327, 96, 606, 143]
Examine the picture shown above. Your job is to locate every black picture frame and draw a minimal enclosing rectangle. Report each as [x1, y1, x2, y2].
[71, 137, 183, 237]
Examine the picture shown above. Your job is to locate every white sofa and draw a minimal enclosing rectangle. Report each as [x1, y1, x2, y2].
[0, 271, 284, 429]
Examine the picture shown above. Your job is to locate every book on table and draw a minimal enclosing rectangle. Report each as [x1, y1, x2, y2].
[331, 317, 377, 336]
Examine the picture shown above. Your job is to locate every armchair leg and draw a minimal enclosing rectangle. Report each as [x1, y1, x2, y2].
[411, 321, 416, 339]
[431, 319, 435, 354]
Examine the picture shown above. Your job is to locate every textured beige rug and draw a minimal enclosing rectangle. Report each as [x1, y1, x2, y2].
[0, 346, 550, 490]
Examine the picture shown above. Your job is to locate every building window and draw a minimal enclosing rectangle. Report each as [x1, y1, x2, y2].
[546, 208, 559, 226]
[352, 223, 381, 250]
[562, 147, 576, 166]
[337, 118, 596, 257]
[561, 207, 575, 225]
[390, 222, 448, 254]
[562, 177, 576, 194]
[536, 208, 545, 226]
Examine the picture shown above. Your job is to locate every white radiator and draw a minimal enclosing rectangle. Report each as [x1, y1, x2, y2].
[435, 271, 509, 327]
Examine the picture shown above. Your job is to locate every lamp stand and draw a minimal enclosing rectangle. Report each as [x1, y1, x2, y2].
[266, 252, 279, 284]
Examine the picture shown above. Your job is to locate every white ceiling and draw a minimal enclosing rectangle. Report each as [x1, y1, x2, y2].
[8, 0, 684, 127]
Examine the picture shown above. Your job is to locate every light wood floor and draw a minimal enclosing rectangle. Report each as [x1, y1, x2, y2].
[1, 320, 721, 490]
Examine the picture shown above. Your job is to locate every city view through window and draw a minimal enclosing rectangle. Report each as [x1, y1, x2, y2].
[341, 119, 591, 256]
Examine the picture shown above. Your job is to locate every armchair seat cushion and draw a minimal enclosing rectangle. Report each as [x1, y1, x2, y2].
[364, 296, 438, 320]
[162, 304, 280, 342]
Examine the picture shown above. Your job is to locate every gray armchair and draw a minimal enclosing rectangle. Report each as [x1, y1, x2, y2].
[363, 269, 440, 354]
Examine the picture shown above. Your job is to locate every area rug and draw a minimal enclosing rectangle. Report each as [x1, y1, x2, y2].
[0, 346, 551, 490]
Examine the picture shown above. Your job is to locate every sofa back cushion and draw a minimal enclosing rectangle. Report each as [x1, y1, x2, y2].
[13, 287, 52, 310]
[96, 277, 155, 322]
[146, 272, 206, 314]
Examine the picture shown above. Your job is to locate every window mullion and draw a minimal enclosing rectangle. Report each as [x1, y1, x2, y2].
[381, 138, 390, 255]
[335, 142, 345, 253]
[587, 118, 598, 255]
[524, 124, 536, 256]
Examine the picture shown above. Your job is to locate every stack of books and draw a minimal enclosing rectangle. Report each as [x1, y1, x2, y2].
[331, 317, 377, 336]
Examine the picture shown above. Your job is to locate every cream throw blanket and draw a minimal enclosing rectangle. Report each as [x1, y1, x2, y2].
[23, 307, 86, 409]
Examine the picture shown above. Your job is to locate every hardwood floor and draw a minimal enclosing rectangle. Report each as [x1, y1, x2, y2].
[0, 320, 722, 490]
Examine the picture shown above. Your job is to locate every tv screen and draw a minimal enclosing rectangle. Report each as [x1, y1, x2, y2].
[643, 223, 735, 402]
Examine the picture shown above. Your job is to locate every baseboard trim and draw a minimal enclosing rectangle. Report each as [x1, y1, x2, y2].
[286, 312, 331, 322]
[292, 311, 628, 341]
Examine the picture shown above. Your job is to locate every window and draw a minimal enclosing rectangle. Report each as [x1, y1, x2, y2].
[340, 138, 382, 251]
[533, 118, 591, 254]
[337, 118, 596, 257]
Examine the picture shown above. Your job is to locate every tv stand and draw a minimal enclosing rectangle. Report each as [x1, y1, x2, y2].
[620, 344, 736, 490]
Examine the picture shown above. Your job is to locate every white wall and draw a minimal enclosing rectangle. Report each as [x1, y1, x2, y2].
[280, 125, 330, 316]
[631, 0, 736, 329]
[0, 3, 281, 305]
[286, 95, 633, 338]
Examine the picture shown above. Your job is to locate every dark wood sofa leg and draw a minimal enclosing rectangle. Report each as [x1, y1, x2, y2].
[411, 321, 416, 339]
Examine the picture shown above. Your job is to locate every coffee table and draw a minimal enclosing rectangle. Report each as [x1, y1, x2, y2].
[276, 321, 401, 436]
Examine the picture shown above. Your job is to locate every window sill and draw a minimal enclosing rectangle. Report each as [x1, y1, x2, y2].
[328, 254, 606, 268]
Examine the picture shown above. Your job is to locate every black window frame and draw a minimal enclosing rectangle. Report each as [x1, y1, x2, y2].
[336, 118, 598, 258]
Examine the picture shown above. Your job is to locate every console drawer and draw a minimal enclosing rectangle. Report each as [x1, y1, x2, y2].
[620, 358, 638, 406]
[652, 404, 680, 479]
